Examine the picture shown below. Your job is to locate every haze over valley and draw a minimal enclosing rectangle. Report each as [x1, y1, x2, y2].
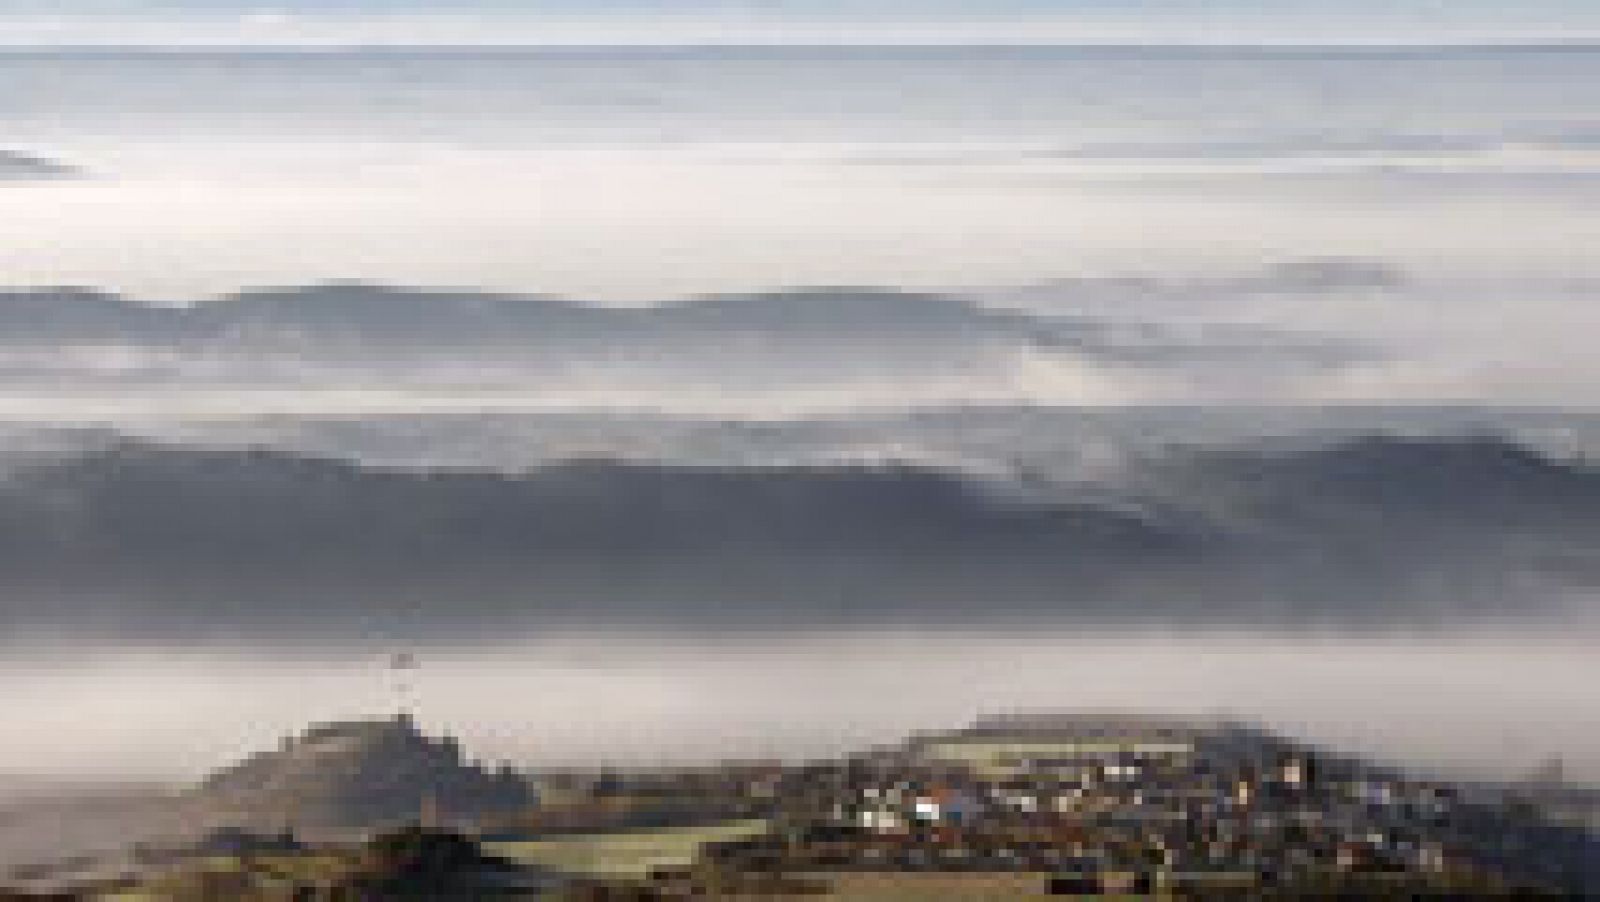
[2, 27, 1597, 870]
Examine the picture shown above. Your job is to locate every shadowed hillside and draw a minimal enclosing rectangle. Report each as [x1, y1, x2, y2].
[0, 432, 1593, 644]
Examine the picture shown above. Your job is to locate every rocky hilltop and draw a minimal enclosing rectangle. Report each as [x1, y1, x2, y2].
[193, 714, 534, 832]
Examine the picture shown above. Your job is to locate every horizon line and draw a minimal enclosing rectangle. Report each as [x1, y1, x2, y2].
[1, 39, 1598, 53]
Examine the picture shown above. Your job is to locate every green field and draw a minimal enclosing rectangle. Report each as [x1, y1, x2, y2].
[488, 818, 771, 879]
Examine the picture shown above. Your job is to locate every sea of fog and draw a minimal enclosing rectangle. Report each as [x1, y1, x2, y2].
[3, 630, 1596, 786]
[2, 46, 1598, 795]
[1, 46, 1597, 302]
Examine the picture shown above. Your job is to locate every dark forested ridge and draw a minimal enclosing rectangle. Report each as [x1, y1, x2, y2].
[0, 431, 1594, 644]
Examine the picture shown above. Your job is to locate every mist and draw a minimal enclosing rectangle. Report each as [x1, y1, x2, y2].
[2, 43, 1598, 848]
[2, 46, 1596, 413]
[2, 46, 1597, 303]
[3, 631, 1596, 785]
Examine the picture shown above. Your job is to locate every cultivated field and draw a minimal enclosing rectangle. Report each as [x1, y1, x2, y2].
[488, 819, 771, 879]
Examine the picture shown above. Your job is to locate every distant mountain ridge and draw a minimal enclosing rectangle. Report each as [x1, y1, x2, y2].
[0, 283, 1356, 382]
[0, 430, 1593, 643]
[0, 283, 1141, 343]
[0, 150, 78, 180]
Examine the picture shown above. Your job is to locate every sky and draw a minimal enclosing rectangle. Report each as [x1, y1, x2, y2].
[1, 1, 1598, 46]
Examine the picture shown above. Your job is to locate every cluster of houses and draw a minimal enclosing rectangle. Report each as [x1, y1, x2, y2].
[687, 714, 1597, 896]
[11, 712, 1595, 898]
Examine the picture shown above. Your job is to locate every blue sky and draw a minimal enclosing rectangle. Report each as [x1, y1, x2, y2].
[0, 1, 1596, 45]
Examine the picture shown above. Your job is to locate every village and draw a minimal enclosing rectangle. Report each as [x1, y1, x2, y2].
[7, 711, 1596, 899]
[603, 713, 1597, 897]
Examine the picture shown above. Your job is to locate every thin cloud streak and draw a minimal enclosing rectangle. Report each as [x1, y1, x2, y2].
[2, 4, 1599, 47]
